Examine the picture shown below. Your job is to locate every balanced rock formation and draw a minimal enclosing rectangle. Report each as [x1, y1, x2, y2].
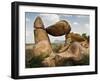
[46, 20, 71, 36]
[31, 16, 89, 67]
[33, 16, 53, 58]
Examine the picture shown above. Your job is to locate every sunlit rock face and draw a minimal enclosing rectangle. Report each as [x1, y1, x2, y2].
[46, 20, 71, 36]
[33, 40, 52, 58]
[33, 16, 52, 58]
[65, 32, 85, 43]
[34, 16, 44, 29]
[42, 56, 56, 67]
[34, 29, 50, 44]
[42, 41, 89, 67]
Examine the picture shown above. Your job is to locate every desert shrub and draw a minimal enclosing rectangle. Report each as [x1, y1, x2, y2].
[25, 49, 34, 68]
[27, 56, 43, 68]
[51, 43, 63, 53]
[26, 49, 50, 68]
[75, 54, 89, 65]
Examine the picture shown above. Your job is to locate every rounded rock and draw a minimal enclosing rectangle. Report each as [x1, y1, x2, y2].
[46, 20, 71, 36]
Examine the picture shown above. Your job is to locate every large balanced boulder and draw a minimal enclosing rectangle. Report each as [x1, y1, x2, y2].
[46, 20, 71, 36]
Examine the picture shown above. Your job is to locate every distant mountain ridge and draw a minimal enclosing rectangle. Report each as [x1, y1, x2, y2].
[53, 40, 65, 44]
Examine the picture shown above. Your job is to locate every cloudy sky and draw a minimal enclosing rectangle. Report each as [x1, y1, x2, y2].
[25, 12, 90, 43]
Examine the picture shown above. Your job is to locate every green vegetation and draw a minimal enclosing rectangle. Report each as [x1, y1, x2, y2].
[26, 49, 49, 68]
[82, 33, 89, 40]
[26, 55, 44, 68]
[51, 43, 63, 53]
[70, 54, 89, 66]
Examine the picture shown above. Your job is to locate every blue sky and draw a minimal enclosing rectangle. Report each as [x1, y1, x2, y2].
[25, 12, 89, 43]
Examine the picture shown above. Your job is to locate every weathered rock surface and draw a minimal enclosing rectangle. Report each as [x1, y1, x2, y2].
[33, 16, 52, 58]
[42, 55, 56, 67]
[33, 40, 52, 58]
[42, 42, 89, 67]
[34, 29, 50, 44]
[65, 32, 85, 43]
[34, 16, 44, 29]
[46, 20, 71, 36]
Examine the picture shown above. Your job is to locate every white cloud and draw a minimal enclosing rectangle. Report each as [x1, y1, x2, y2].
[84, 23, 90, 31]
[71, 23, 90, 35]
[62, 15, 73, 17]
[85, 23, 89, 28]
[26, 30, 34, 43]
[39, 14, 60, 27]
[26, 17, 30, 22]
[77, 15, 88, 18]
[84, 23, 90, 35]
[26, 31, 31, 37]
[73, 22, 79, 25]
